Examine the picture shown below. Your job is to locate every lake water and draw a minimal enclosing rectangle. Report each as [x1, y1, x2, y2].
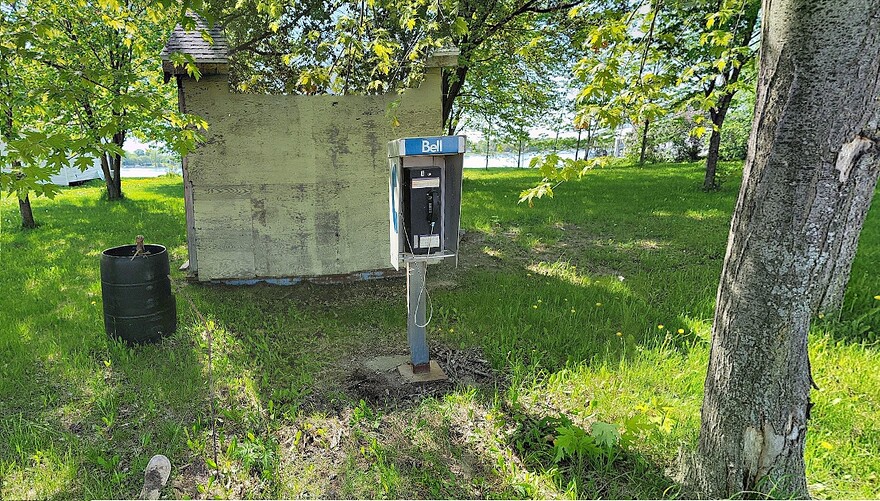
[119, 151, 585, 177]
[463, 150, 585, 168]
[121, 166, 181, 178]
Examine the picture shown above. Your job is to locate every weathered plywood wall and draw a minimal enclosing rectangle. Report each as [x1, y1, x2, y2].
[183, 69, 442, 281]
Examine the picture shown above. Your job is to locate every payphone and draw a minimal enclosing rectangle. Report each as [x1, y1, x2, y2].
[388, 136, 465, 379]
[402, 166, 443, 254]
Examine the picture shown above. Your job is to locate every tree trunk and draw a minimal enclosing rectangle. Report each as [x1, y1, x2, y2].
[703, 126, 721, 190]
[638, 119, 650, 165]
[101, 153, 122, 200]
[112, 152, 122, 196]
[517, 137, 523, 168]
[702, 2, 756, 190]
[686, 0, 880, 497]
[485, 127, 491, 170]
[101, 131, 126, 200]
[585, 124, 593, 160]
[442, 66, 469, 135]
[19, 192, 35, 229]
[703, 94, 734, 191]
[575, 128, 582, 161]
[10, 165, 36, 229]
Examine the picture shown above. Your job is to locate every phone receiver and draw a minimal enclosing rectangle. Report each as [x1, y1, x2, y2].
[426, 191, 436, 223]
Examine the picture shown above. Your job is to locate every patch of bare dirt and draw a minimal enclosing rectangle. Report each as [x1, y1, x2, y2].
[170, 456, 208, 498]
[343, 345, 501, 409]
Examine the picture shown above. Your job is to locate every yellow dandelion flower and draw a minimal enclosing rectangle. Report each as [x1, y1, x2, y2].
[595, 302, 602, 307]
[658, 324, 664, 330]
[616, 331, 623, 337]
[570, 308, 576, 313]
[875, 295, 880, 300]
[677, 328, 685, 334]
[532, 305, 538, 309]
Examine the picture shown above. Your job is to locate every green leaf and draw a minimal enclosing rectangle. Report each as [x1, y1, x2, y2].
[452, 17, 468, 37]
[519, 181, 554, 207]
[372, 41, 392, 60]
[590, 422, 620, 448]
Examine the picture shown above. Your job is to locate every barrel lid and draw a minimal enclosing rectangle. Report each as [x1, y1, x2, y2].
[102, 244, 167, 258]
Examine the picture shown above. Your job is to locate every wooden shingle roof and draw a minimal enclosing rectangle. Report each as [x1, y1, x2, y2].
[162, 15, 228, 80]
[161, 15, 227, 63]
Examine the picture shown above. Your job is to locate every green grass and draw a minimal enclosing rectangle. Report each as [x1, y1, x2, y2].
[0, 164, 878, 499]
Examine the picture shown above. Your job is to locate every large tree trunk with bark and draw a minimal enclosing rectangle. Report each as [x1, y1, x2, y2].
[703, 94, 734, 191]
[686, 0, 880, 497]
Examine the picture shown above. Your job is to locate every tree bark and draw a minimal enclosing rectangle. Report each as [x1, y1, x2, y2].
[101, 130, 126, 200]
[101, 153, 122, 200]
[19, 192, 35, 229]
[575, 128, 582, 161]
[813, 165, 876, 313]
[686, 0, 880, 497]
[703, 94, 734, 191]
[442, 66, 469, 135]
[638, 119, 650, 165]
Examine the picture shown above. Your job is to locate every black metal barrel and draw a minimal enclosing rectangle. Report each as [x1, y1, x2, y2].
[100, 244, 176, 343]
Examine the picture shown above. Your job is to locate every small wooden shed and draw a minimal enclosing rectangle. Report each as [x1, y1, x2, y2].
[161, 20, 455, 283]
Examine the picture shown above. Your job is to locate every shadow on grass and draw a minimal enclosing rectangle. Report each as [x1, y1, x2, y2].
[177, 276, 494, 415]
[0, 330, 210, 499]
[501, 405, 679, 499]
[275, 380, 681, 499]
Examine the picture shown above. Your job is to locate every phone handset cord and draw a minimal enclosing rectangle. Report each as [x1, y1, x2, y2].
[414, 221, 435, 328]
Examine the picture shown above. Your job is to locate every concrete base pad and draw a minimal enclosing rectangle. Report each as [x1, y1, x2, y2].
[361, 355, 410, 374]
[397, 360, 448, 383]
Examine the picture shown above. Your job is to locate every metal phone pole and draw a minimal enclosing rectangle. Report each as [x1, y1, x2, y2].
[406, 259, 430, 373]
